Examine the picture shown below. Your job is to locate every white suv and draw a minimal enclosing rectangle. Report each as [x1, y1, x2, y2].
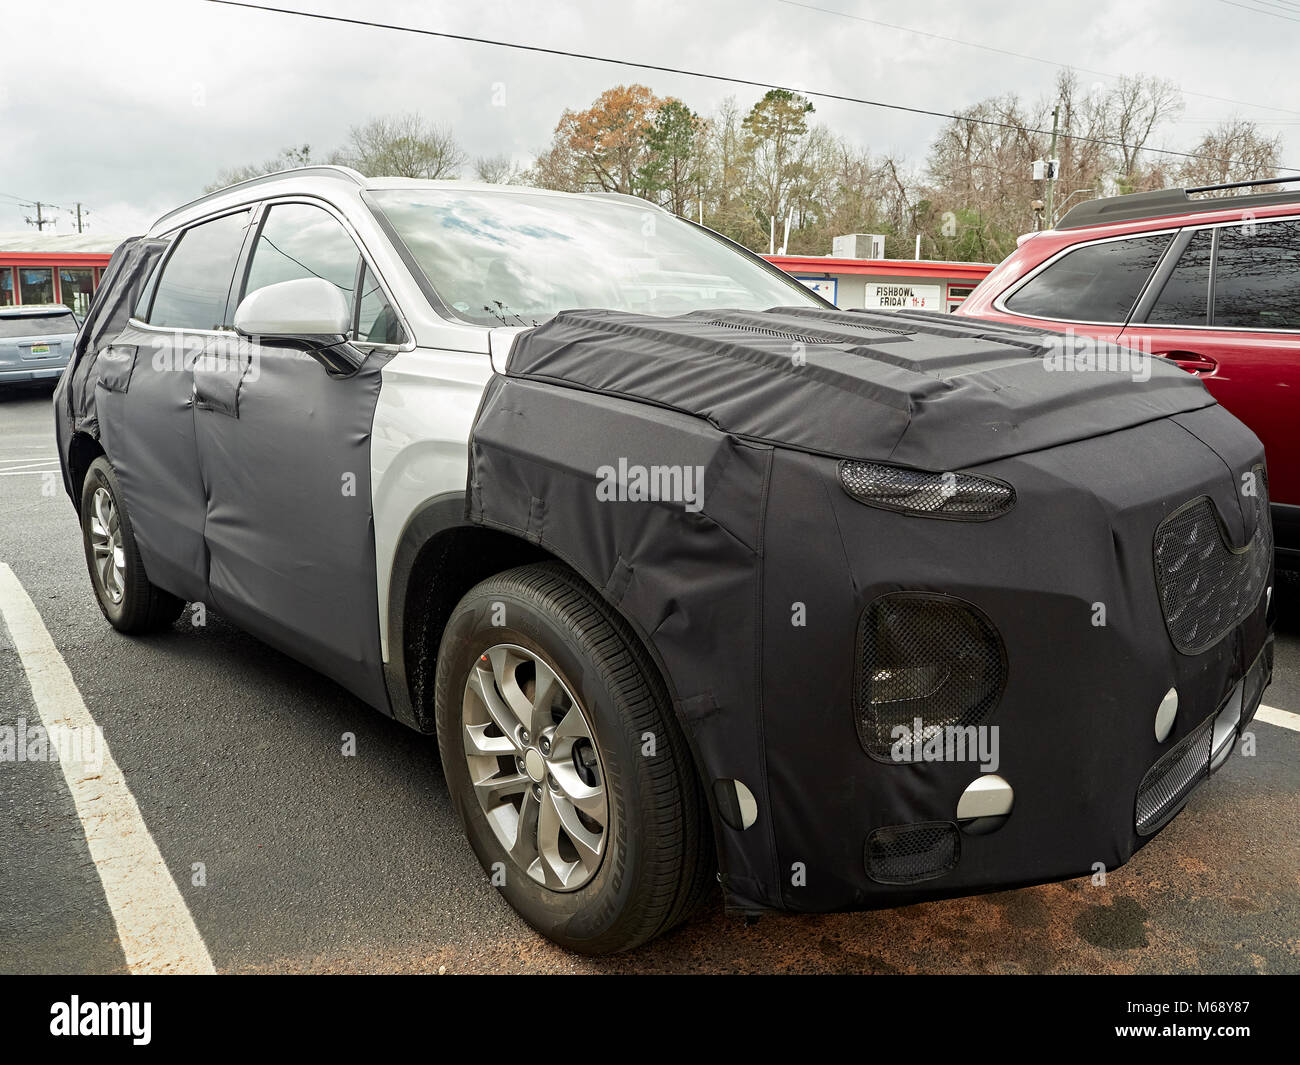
[54, 166, 1273, 954]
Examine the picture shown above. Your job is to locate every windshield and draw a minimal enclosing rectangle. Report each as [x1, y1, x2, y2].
[369, 188, 825, 326]
[0, 312, 78, 338]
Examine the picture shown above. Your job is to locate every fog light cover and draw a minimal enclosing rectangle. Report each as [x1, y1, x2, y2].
[839, 461, 1015, 520]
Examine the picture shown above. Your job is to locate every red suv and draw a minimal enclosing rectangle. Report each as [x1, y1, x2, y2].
[959, 177, 1300, 566]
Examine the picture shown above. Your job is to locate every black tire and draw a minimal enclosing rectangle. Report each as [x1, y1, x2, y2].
[79, 456, 184, 633]
[435, 562, 714, 954]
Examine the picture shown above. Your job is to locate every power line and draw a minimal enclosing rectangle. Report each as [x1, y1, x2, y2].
[0, 190, 68, 211]
[1232, 0, 1300, 16]
[200, 1, 1299, 173]
[1217, 0, 1300, 22]
[779, 0, 1300, 120]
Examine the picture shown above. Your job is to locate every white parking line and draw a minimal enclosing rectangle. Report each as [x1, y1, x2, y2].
[0, 563, 216, 975]
[1256, 704, 1300, 733]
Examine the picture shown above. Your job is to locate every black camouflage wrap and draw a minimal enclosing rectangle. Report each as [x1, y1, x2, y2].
[54, 236, 392, 710]
[470, 307, 1273, 913]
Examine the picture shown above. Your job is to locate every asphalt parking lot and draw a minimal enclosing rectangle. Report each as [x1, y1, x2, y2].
[2, 380, 1297, 975]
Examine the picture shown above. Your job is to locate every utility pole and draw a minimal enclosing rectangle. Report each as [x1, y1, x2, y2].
[74, 203, 88, 233]
[25, 201, 50, 231]
[1045, 105, 1061, 227]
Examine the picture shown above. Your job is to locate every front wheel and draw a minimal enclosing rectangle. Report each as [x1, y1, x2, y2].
[434, 562, 713, 954]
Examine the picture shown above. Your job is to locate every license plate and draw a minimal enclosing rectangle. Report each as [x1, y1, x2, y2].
[30, 344, 49, 355]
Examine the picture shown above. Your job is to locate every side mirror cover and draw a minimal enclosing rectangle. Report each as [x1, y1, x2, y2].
[233, 277, 351, 339]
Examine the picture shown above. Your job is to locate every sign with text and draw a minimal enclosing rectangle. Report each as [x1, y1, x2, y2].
[863, 283, 943, 311]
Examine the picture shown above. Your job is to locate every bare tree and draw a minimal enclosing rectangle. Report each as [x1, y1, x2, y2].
[1177, 119, 1282, 188]
[341, 114, 466, 179]
[700, 96, 762, 247]
[203, 144, 314, 193]
[923, 93, 1049, 259]
[475, 153, 528, 184]
[1102, 75, 1184, 190]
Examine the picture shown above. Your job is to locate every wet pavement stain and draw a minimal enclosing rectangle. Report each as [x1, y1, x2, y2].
[1074, 896, 1150, 949]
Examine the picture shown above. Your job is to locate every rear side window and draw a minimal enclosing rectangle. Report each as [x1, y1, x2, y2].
[1004, 233, 1170, 323]
[1214, 219, 1300, 330]
[1147, 229, 1213, 326]
[148, 211, 251, 329]
[0, 312, 78, 338]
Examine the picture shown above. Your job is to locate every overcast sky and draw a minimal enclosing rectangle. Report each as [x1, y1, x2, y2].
[1, 0, 1296, 237]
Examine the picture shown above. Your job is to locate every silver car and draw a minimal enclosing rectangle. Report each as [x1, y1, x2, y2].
[0, 304, 79, 384]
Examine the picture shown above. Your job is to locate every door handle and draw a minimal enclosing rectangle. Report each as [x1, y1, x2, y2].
[1158, 350, 1218, 375]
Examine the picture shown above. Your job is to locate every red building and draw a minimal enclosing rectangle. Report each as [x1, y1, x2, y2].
[0, 233, 119, 317]
[763, 254, 995, 313]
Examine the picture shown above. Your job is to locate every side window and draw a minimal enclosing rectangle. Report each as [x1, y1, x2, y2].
[1004, 233, 1170, 323]
[242, 202, 360, 310]
[356, 264, 407, 345]
[1214, 219, 1300, 330]
[147, 211, 251, 329]
[1147, 229, 1213, 326]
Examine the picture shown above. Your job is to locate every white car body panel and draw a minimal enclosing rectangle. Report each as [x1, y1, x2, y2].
[370, 345, 494, 660]
[371, 327, 528, 661]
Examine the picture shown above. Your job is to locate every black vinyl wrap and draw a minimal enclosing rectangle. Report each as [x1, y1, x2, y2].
[55, 237, 392, 711]
[54, 237, 168, 489]
[471, 307, 1273, 913]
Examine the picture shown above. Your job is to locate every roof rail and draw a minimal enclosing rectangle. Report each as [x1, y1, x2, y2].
[151, 165, 367, 232]
[1186, 174, 1300, 195]
[1056, 175, 1300, 230]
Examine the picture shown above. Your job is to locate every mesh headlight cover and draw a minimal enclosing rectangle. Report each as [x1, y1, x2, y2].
[839, 461, 1015, 520]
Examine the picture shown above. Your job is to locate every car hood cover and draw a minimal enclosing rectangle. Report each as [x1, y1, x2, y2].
[503, 306, 1215, 468]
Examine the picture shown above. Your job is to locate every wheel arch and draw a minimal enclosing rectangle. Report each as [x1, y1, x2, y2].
[384, 496, 717, 807]
[65, 431, 105, 508]
[385, 493, 558, 732]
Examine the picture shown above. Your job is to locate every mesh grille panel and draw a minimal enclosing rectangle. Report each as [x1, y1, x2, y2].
[840, 461, 1015, 519]
[1240, 639, 1273, 727]
[854, 593, 1006, 760]
[865, 822, 960, 884]
[1153, 471, 1271, 655]
[706, 320, 826, 344]
[1135, 713, 1214, 835]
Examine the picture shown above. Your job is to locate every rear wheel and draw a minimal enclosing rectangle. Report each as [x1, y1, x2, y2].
[434, 562, 713, 954]
[79, 456, 184, 633]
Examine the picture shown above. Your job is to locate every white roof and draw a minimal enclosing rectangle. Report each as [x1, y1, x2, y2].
[0, 232, 124, 254]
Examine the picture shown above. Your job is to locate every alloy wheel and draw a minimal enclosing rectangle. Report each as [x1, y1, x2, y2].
[461, 643, 608, 891]
[88, 486, 126, 605]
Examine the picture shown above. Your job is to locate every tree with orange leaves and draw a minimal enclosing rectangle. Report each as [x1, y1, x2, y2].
[550, 84, 665, 196]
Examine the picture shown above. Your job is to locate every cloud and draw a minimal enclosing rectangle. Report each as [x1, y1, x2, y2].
[0, 0, 1292, 236]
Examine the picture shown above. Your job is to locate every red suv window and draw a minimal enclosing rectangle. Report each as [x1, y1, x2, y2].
[1147, 229, 1213, 326]
[1004, 233, 1170, 324]
[1214, 219, 1300, 330]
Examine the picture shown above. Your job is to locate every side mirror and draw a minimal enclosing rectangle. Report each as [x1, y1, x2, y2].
[233, 277, 351, 339]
